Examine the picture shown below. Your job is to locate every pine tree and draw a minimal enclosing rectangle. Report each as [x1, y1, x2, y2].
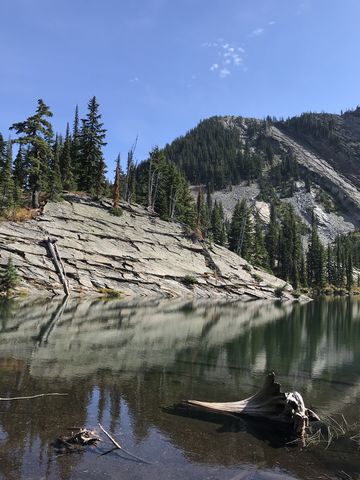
[60, 123, 75, 190]
[0, 257, 19, 295]
[266, 202, 279, 272]
[0, 140, 15, 212]
[78, 97, 106, 194]
[13, 145, 27, 190]
[253, 211, 268, 268]
[71, 105, 81, 184]
[49, 135, 63, 200]
[113, 155, 121, 209]
[229, 199, 253, 260]
[307, 212, 325, 289]
[211, 200, 224, 244]
[10, 99, 53, 208]
[125, 139, 137, 203]
[0, 133, 6, 171]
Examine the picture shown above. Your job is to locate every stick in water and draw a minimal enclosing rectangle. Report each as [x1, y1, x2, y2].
[0, 393, 68, 401]
[98, 423, 152, 464]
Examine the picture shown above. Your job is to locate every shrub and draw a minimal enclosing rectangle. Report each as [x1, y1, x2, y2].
[182, 275, 198, 287]
[109, 207, 123, 217]
[0, 258, 19, 296]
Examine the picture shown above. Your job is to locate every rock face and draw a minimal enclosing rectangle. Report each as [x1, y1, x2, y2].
[0, 195, 295, 300]
[170, 112, 360, 243]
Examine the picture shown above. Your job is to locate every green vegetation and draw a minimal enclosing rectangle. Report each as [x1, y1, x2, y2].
[182, 275, 198, 287]
[1, 102, 359, 298]
[164, 117, 264, 190]
[97, 288, 123, 298]
[109, 207, 123, 217]
[0, 258, 19, 296]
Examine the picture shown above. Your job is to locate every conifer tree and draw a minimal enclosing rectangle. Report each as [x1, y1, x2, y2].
[71, 105, 81, 183]
[211, 200, 223, 244]
[125, 139, 137, 203]
[49, 135, 63, 200]
[229, 199, 253, 260]
[307, 212, 325, 289]
[0, 133, 5, 171]
[0, 257, 19, 295]
[113, 155, 121, 209]
[13, 145, 27, 190]
[266, 202, 279, 272]
[10, 99, 53, 208]
[253, 211, 268, 268]
[60, 123, 75, 190]
[78, 96, 106, 194]
[0, 140, 15, 211]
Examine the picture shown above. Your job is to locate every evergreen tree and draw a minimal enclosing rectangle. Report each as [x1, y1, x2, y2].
[78, 96, 106, 194]
[49, 135, 63, 200]
[228, 199, 253, 260]
[10, 99, 53, 208]
[0, 257, 19, 295]
[211, 200, 224, 244]
[71, 105, 81, 183]
[113, 155, 121, 209]
[307, 212, 325, 289]
[277, 205, 302, 288]
[13, 145, 27, 190]
[0, 133, 6, 171]
[266, 202, 279, 272]
[252, 211, 268, 268]
[60, 123, 75, 190]
[0, 140, 15, 211]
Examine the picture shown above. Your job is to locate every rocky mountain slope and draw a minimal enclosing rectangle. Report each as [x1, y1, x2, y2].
[166, 108, 360, 242]
[0, 194, 294, 300]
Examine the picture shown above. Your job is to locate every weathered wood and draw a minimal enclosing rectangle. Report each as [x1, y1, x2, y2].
[178, 372, 320, 437]
[0, 392, 68, 401]
[53, 241, 71, 295]
[98, 423, 152, 464]
[46, 237, 70, 296]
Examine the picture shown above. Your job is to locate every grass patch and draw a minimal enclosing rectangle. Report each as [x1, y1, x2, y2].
[98, 288, 123, 298]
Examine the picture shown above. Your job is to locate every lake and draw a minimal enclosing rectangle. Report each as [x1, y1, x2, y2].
[0, 297, 359, 480]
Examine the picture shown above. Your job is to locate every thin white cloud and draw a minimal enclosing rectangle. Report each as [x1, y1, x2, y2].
[205, 39, 245, 78]
[251, 27, 264, 36]
[129, 77, 139, 83]
[219, 68, 231, 78]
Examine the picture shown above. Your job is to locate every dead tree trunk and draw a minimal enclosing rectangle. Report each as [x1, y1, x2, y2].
[177, 372, 320, 437]
[46, 238, 70, 296]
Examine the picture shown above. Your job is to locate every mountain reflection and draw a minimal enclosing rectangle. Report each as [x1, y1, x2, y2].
[0, 297, 359, 479]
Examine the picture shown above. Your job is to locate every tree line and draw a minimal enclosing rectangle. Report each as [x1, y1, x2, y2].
[0, 99, 357, 295]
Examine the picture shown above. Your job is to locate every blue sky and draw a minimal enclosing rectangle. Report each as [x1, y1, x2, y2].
[1, 0, 360, 175]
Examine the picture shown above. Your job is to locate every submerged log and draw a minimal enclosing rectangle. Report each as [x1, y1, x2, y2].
[178, 372, 320, 437]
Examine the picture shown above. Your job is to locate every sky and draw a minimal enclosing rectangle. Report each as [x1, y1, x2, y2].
[1, 0, 360, 174]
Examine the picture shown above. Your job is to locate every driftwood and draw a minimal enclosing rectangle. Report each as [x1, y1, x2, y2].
[99, 423, 151, 464]
[178, 372, 320, 437]
[0, 392, 68, 401]
[53, 428, 100, 453]
[46, 237, 70, 296]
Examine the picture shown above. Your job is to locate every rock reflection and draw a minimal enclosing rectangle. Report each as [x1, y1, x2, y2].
[0, 297, 359, 479]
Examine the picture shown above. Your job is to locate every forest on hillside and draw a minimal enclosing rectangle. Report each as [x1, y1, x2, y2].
[0, 99, 359, 296]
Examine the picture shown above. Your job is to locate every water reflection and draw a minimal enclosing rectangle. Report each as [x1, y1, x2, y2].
[0, 297, 359, 479]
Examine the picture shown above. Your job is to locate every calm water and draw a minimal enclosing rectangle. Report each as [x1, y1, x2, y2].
[0, 297, 359, 480]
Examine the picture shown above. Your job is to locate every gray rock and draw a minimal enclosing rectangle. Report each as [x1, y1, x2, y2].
[0, 194, 297, 301]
